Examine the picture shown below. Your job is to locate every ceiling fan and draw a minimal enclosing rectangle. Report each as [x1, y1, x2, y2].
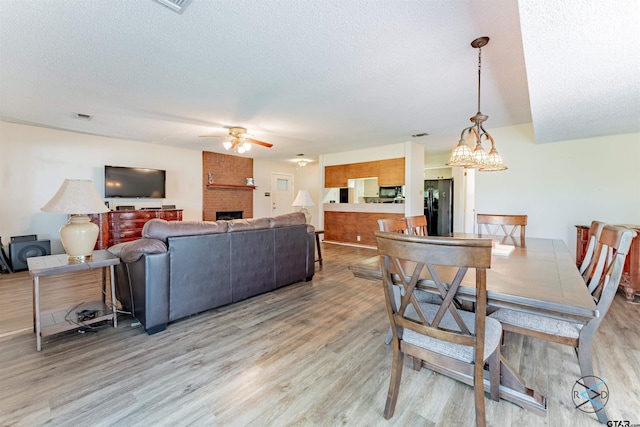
[199, 127, 273, 154]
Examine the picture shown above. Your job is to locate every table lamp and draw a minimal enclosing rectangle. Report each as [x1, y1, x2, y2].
[292, 190, 315, 224]
[41, 179, 109, 260]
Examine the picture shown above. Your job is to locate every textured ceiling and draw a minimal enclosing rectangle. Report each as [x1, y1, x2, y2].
[0, 0, 637, 162]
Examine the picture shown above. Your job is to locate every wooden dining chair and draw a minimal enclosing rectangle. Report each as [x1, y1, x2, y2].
[489, 225, 636, 424]
[376, 231, 500, 427]
[476, 214, 527, 246]
[578, 220, 606, 280]
[377, 217, 409, 234]
[406, 215, 428, 236]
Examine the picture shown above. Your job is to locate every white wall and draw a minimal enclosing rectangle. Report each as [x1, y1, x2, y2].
[474, 124, 640, 257]
[405, 141, 425, 217]
[252, 159, 321, 228]
[0, 121, 202, 254]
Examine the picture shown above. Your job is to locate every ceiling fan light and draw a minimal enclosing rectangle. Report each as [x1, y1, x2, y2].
[446, 140, 476, 167]
[237, 145, 246, 154]
[243, 142, 252, 151]
[223, 141, 232, 150]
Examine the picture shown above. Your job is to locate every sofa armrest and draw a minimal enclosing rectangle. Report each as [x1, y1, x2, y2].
[108, 238, 167, 263]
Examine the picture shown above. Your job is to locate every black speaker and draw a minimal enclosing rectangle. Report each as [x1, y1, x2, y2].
[9, 240, 51, 271]
[11, 234, 37, 243]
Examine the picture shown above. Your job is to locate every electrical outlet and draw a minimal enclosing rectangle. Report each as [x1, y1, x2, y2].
[356, 235, 361, 242]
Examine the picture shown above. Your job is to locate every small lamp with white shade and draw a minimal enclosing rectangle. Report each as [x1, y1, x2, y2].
[41, 179, 109, 260]
[292, 190, 315, 224]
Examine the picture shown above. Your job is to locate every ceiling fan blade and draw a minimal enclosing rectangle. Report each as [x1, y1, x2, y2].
[198, 135, 227, 138]
[247, 138, 273, 148]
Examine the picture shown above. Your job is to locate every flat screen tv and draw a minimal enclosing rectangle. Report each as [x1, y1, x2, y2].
[104, 165, 166, 198]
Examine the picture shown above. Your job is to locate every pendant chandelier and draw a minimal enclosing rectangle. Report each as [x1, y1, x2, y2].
[446, 37, 507, 171]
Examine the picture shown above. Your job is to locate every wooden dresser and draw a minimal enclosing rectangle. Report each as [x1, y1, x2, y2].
[90, 209, 183, 249]
[576, 224, 640, 302]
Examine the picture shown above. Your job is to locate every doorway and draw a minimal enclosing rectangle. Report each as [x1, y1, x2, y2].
[270, 173, 294, 217]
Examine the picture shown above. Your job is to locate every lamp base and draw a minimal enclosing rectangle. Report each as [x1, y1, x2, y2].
[59, 215, 99, 260]
[299, 207, 311, 224]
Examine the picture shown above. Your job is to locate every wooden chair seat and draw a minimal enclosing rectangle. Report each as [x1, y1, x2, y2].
[404, 301, 502, 362]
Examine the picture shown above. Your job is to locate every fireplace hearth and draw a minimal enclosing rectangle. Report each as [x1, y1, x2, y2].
[216, 211, 243, 221]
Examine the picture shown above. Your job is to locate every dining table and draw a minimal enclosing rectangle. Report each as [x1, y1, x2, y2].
[349, 235, 599, 416]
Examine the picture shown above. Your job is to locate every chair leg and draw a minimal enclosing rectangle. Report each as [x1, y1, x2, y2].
[384, 326, 393, 345]
[474, 358, 486, 427]
[412, 356, 422, 371]
[577, 340, 610, 424]
[384, 344, 404, 419]
[489, 348, 500, 401]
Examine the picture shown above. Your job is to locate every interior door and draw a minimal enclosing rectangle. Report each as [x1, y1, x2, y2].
[270, 173, 294, 217]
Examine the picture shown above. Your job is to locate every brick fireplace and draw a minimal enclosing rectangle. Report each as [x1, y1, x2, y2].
[203, 152, 253, 221]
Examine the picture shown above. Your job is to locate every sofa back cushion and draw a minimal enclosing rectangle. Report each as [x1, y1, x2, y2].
[227, 217, 270, 232]
[269, 212, 306, 228]
[143, 219, 228, 240]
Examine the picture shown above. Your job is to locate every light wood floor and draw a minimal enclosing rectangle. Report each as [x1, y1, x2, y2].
[0, 243, 638, 426]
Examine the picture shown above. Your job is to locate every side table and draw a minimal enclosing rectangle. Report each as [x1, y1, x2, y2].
[27, 250, 120, 351]
[315, 230, 324, 266]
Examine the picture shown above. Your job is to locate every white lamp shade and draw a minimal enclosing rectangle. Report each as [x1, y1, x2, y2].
[41, 179, 109, 214]
[292, 190, 315, 207]
[41, 179, 108, 259]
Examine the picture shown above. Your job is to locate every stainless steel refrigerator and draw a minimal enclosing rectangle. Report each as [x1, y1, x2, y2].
[424, 179, 453, 236]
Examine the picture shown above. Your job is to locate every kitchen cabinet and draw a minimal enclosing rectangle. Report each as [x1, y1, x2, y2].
[324, 158, 405, 188]
[378, 158, 405, 185]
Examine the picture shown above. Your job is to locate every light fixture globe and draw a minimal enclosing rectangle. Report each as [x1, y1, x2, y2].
[446, 139, 475, 167]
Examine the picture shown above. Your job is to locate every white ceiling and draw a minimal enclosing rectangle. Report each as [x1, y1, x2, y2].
[0, 0, 638, 162]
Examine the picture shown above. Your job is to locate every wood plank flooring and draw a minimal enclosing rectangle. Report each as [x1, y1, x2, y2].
[0, 243, 638, 426]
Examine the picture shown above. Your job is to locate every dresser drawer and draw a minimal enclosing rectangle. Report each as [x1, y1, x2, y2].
[109, 219, 147, 231]
[111, 211, 159, 221]
[160, 210, 181, 220]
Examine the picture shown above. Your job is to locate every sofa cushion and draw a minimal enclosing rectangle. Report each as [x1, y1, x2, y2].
[108, 238, 168, 263]
[142, 218, 228, 240]
[269, 212, 306, 228]
[227, 217, 270, 232]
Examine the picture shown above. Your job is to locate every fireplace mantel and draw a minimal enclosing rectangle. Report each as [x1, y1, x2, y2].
[207, 183, 256, 190]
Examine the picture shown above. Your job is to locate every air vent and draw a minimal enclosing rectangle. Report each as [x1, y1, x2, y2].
[75, 113, 93, 121]
[411, 132, 429, 138]
[154, 0, 192, 13]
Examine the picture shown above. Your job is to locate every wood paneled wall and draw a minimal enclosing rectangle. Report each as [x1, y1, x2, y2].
[324, 211, 404, 246]
[202, 152, 253, 221]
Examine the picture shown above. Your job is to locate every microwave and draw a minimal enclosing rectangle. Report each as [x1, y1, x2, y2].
[379, 186, 401, 198]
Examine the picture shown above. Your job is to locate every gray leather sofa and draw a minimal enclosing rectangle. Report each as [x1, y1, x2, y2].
[109, 212, 315, 334]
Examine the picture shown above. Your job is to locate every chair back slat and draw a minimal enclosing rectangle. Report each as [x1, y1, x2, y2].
[579, 221, 606, 277]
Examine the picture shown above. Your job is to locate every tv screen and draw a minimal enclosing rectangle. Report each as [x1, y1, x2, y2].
[104, 166, 166, 198]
